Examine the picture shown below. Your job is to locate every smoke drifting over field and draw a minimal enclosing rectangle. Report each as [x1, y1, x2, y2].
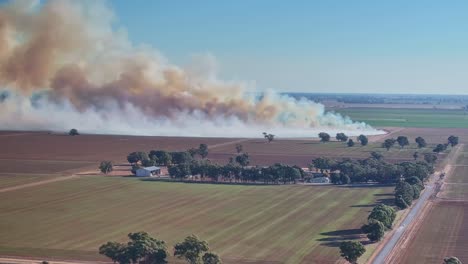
[0, 1, 382, 137]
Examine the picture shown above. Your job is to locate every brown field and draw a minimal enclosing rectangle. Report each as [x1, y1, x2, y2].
[2, 128, 463, 174]
[392, 144, 468, 263]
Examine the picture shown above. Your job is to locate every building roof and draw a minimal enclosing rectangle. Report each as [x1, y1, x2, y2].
[139, 166, 160, 171]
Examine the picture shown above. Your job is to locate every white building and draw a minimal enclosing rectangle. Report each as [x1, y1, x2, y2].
[135, 166, 161, 177]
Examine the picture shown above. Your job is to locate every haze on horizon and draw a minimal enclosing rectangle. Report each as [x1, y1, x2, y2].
[111, 0, 468, 95]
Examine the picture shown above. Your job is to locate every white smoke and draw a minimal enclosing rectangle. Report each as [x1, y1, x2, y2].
[0, 0, 384, 138]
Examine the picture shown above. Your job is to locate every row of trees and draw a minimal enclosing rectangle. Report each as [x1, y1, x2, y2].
[361, 204, 396, 242]
[394, 177, 424, 209]
[127, 144, 209, 169]
[99, 232, 221, 264]
[312, 156, 434, 184]
[318, 133, 369, 147]
[168, 160, 304, 184]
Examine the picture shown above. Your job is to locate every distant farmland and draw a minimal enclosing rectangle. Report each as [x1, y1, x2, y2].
[334, 108, 468, 128]
[0, 177, 394, 264]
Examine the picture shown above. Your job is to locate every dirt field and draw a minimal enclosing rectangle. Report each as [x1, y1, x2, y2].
[0, 176, 393, 264]
[1, 130, 456, 172]
[392, 145, 468, 263]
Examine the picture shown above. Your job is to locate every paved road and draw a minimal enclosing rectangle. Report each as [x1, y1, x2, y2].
[372, 183, 434, 264]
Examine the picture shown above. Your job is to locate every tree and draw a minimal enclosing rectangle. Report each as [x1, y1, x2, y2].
[235, 153, 250, 167]
[339, 241, 366, 264]
[347, 139, 355, 147]
[415, 136, 427, 148]
[174, 235, 209, 264]
[362, 219, 385, 242]
[395, 181, 415, 209]
[424, 153, 438, 164]
[368, 204, 396, 229]
[311, 157, 332, 173]
[99, 161, 113, 174]
[340, 174, 350, 184]
[382, 138, 396, 151]
[444, 256, 462, 264]
[448, 135, 459, 147]
[357, 135, 368, 146]
[171, 152, 193, 164]
[396, 136, 409, 148]
[336, 133, 348, 142]
[168, 164, 191, 179]
[235, 144, 243, 154]
[433, 144, 447, 153]
[370, 152, 383, 160]
[202, 252, 222, 264]
[413, 151, 419, 161]
[318, 132, 331, 142]
[198, 144, 209, 159]
[395, 194, 409, 209]
[99, 232, 168, 264]
[330, 173, 341, 184]
[127, 152, 149, 165]
[262, 132, 275, 143]
[69, 128, 79, 136]
[150, 150, 172, 166]
[187, 148, 199, 158]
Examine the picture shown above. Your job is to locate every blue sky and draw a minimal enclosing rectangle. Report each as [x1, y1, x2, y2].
[110, 0, 468, 94]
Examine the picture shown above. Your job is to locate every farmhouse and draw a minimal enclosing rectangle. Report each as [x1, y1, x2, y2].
[135, 166, 161, 177]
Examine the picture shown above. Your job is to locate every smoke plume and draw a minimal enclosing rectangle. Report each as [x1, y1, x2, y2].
[0, 0, 382, 137]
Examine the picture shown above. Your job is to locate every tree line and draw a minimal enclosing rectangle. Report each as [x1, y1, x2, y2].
[311, 155, 435, 184]
[99, 232, 221, 264]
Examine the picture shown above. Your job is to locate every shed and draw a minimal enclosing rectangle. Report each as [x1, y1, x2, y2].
[136, 166, 161, 177]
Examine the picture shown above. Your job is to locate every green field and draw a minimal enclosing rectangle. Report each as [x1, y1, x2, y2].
[334, 108, 468, 128]
[0, 176, 393, 263]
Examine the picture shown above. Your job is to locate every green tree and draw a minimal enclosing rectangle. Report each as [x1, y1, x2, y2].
[150, 150, 172, 166]
[397, 136, 409, 148]
[424, 153, 438, 164]
[370, 151, 383, 160]
[395, 194, 409, 209]
[202, 252, 222, 264]
[262, 132, 275, 143]
[368, 204, 396, 229]
[340, 174, 351, 184]
[339, 241, 366, 264]
[415, 136, 427, 148]
[347, 139, 355, 147]
[198, 144, 209, 159]
[413, 151, 419, 161]
[127, 152, 149, 165]
[336, 133, 348, 142]
[174, 235, 209, 264]
[171, 152, 193, 165]
[357, 135, 368, 146]
[395, 181, 414, 209]
[444, 256, 462, 264]
[235, 153, 250, 167]
[318, 132, 331, 142]
[311, 157, 332, 173]
[99, 232, 168, 264]
[330, 173, 341, 184]
[362, 219, 385, 242]
[382, 138, 396, 151]
[448, 135, 459, 147]
[99, 161, 113, 174]
[433, 144, 447, 153]
[69, 128, 79, 136]
[187, 148, 199, 158]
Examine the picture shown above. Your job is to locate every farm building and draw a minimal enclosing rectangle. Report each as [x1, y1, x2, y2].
[135, 166, 161, 177]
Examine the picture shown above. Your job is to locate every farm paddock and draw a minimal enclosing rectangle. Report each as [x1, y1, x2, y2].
[391, 145, 468, 263]
[0, 176, 394, 264]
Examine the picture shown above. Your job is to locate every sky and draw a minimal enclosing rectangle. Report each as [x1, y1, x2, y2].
[109, 0, 468, 94]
